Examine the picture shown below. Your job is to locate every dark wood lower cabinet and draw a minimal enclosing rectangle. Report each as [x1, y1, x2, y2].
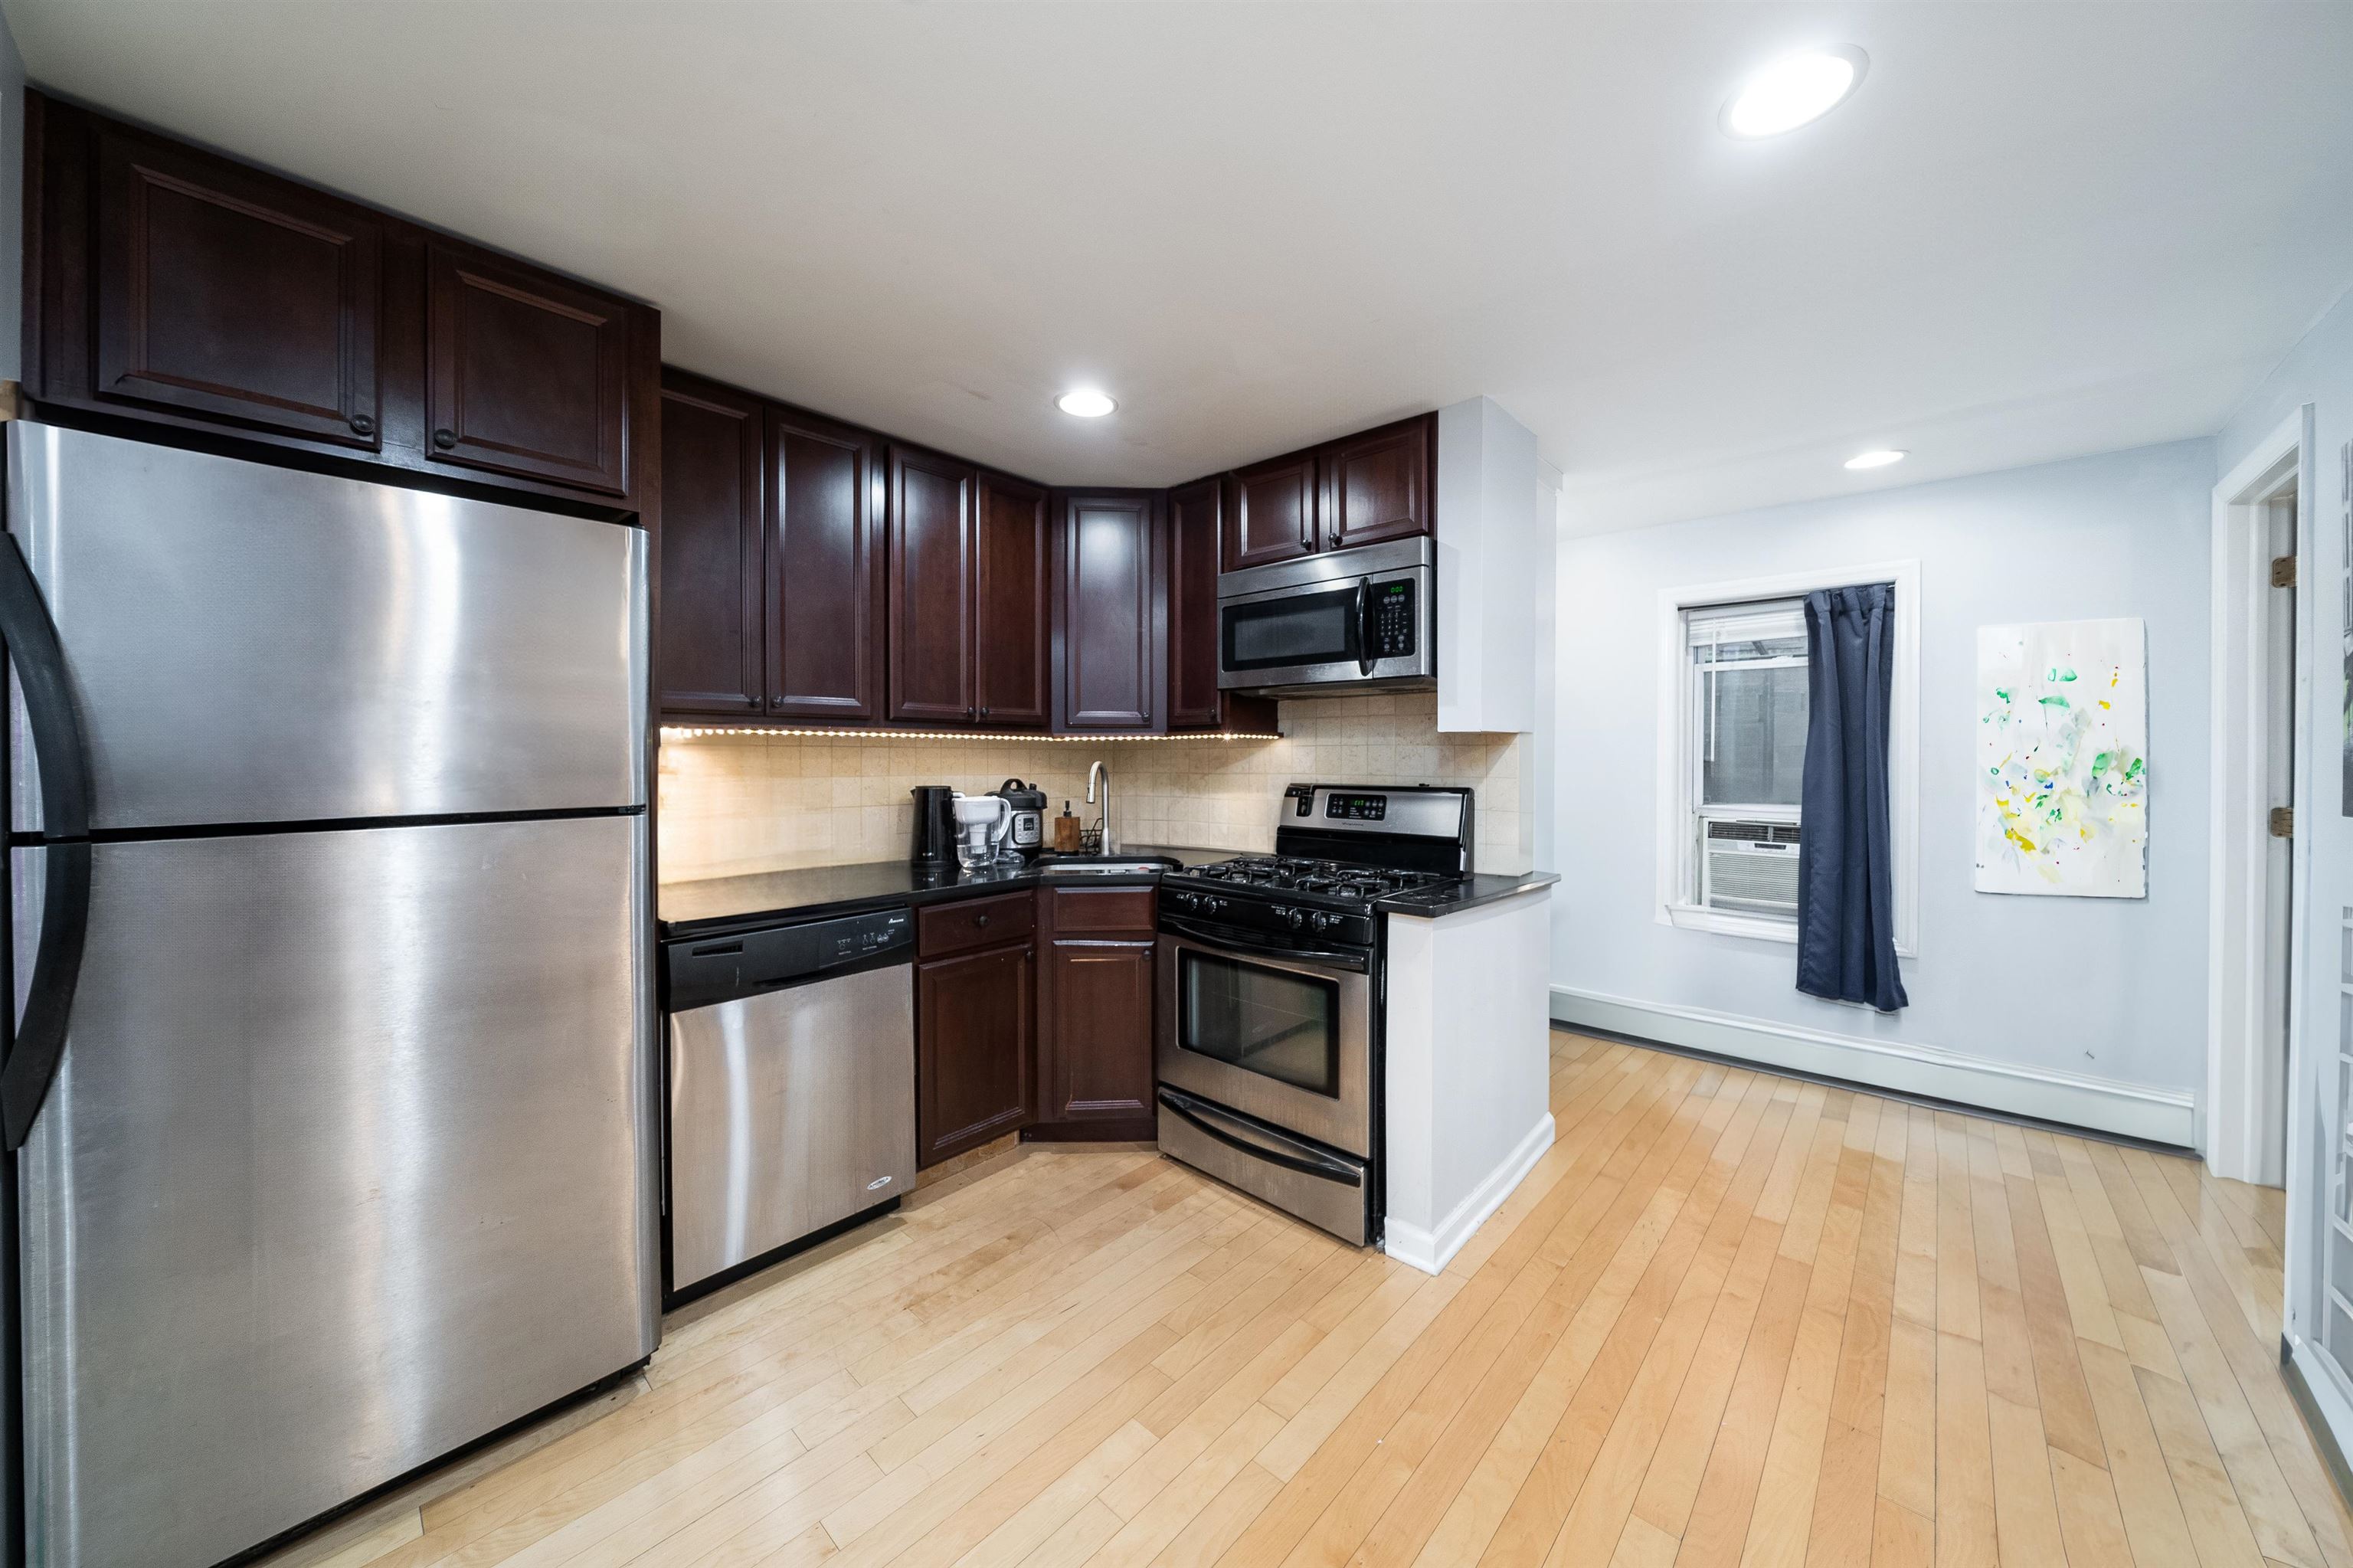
[915, 939, 1033, 1167]
[1033, 887, 1157, 1140]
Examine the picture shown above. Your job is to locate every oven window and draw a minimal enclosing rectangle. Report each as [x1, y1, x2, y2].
[1175, 950, 1340, 1095]
[1222, 586, 1358, 672]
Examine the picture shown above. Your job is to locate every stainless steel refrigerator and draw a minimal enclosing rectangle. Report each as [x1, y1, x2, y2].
[0, 423, 659, 1568]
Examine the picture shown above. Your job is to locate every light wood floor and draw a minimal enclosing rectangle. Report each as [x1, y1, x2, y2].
[304, 1033, 2344, 1568]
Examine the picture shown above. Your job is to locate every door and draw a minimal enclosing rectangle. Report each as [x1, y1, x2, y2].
[15, 815, 656, 1568]
[2263, 484, 2299, 1182]
[974, 470, 1050, 728]
[1154, 930, 1371, 1157]
[658, 376, 765, 715]
[1320, 414, 1435, 551]
[771, 408, 885, 721]
[425, 242, 631, 495]
[889, 447, 977, 723]
[1043, 937, 1156, 1124]
[1166, 477, 1223, 729]
[1059, 491, 1160, 731]
[917, 941, 1033, 1164]
[8, 423, 647, 833]
[93, 124, 383, 450]
[1224, 448, 1318, 568]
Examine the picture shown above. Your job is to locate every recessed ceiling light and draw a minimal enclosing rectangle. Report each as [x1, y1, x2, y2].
[1055, 388, 1116, 418]
[1844, 449, 1906, 470]
[1721, 47, 1868, 139]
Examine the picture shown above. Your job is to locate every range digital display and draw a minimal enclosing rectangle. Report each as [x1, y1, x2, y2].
[1324, 793, 1387, 821]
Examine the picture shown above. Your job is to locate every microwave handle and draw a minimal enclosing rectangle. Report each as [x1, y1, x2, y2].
[1354, 578, 1376, 676]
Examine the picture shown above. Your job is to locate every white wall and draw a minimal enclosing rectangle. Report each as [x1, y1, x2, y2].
[1553, 439, 2216, 1139]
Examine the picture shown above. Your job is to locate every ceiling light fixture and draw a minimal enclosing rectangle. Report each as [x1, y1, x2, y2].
[1720, 47, 1868, 138]
[1844, 449, 1906, 470]
[1055, 388, 1116, 418]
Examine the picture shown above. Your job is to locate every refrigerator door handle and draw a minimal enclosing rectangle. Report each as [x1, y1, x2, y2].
[0, 532, 93, 1149]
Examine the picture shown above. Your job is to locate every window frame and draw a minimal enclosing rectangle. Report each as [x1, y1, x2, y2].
[1654, 561, 1920, 956]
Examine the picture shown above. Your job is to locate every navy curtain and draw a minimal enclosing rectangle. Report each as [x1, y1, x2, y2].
[1796, 584, 1907, 1010]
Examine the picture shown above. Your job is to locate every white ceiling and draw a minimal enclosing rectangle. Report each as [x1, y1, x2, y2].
[8, 2, 2351, 534]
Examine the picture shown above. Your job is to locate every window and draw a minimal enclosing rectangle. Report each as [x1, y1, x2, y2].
[1687, 599, 1808, 924]
[1654, 563, 1919, 952]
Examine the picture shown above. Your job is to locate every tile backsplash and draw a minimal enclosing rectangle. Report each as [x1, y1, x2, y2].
[656, 693, 1527, 882]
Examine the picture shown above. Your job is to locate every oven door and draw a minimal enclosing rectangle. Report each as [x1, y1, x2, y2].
[1154, 925, 1371, 1158]
[1216, 562, 1431, 692]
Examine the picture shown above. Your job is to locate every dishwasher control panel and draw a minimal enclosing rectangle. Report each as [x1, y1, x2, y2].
[666, 906, 912, 1012]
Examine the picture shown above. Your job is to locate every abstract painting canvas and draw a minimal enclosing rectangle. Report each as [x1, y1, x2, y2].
[1975, 618, 2148, 898]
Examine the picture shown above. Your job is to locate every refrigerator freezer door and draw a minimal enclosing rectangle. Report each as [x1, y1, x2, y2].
[8, 422, 646, 833]
[16, 816, 657, 1568]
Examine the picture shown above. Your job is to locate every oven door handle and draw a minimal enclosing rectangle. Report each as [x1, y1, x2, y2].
[1160, 915, 1369, 971]
[1159, 1088, 1363, 1186]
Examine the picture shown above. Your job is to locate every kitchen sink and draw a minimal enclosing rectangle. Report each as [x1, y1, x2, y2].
[1034, 855, 1182, 876]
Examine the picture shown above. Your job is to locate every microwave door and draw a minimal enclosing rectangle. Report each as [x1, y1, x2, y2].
[1218, 582, 1364, 690]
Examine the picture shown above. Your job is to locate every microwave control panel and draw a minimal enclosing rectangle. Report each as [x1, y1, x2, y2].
[1370, 580, 1416, 658]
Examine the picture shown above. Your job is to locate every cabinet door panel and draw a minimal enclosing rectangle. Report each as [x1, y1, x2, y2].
[1059, 492, 1160, 732]
[889, 448, 977, 723]
[1320, 414, 1434, 550]
[917, 943, 1033, 1167]
[1223, 449, 1317, 568]
[974, 472, 1049, 728]
[94, 127, 381, 448]
[1042, 938, 1155, 1124]
[771, 409, 883, 720]
[657, 378, 764, 715]
[426, 244, 630, 495]
[1166, 477, 1222, 730]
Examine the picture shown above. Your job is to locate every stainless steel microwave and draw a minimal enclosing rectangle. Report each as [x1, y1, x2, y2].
[1216, 537, 1435, 696]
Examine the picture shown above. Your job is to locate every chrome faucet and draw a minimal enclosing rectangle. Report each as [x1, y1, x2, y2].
[1086, 760, 1116, 856]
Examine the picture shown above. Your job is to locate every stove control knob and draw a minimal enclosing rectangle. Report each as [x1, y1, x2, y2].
[1310, 912, 1337, 934]
[1179, 892, 1199, 911]
[1284, 907, 1305, 930]
[1206, 898, 1226, 915]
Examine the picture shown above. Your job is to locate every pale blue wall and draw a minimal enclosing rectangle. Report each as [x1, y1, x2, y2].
[1553, 439, 2217, 1095]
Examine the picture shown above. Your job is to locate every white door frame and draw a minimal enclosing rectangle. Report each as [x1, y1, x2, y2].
[2207, 405, 2314, 1183]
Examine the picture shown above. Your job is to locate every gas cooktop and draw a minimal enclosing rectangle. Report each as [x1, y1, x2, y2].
[1176, 854, 1453, 904]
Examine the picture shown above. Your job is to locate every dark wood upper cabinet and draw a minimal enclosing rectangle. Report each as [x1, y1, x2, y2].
[1165, 477, 1224, 731]
[426, 243, 631, 496]
[1056, 491, 1162, 732]
[657, 375, 764, 715]
[92, 125, 383, 450]
[1320, 414, 1435, 551]
[889, 446, 977, 723]
[916, 941, 1034, 1167]
[1223, 448, 1318, 569]
[26, 93, 659, 519]
[974, 471, 1051, 728]
[770, 408, 884, 721]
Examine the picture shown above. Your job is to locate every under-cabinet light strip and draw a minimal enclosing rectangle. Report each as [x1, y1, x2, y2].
[659, 725, 1284, 743]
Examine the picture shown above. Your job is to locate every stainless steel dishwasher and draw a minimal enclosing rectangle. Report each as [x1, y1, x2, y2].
[663, 905, 915, 1298]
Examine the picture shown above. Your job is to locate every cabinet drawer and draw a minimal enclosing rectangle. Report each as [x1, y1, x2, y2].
[918, 892, 1036, 957]
[1051, 887, 1155, 935]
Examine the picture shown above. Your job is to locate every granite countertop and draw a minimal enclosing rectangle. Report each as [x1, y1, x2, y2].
[659, 844, 1230, 937]
[1373, 869, 1560, 918]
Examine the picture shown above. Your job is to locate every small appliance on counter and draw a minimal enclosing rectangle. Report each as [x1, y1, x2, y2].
[910, 784, 957, 864]
[993, 778, 1047, 858]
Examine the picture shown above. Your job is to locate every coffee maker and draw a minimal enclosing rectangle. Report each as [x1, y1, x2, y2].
[993, 779, 1047, 858]
[908, 785, 957, 864]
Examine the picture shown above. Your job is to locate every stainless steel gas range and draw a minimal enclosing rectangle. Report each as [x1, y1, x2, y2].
[1154, 784, 1474, 1246]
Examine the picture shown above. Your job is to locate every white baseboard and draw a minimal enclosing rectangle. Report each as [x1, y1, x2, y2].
[1384, 1112, 1556, 1276]
[1552, 985, 2196, 1147]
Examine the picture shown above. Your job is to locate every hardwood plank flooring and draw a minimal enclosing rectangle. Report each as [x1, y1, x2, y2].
[283, 1035, 2349, 1568]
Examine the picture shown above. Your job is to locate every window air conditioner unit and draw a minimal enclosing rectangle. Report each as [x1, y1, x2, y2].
[1701, 820, 1801, 918]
